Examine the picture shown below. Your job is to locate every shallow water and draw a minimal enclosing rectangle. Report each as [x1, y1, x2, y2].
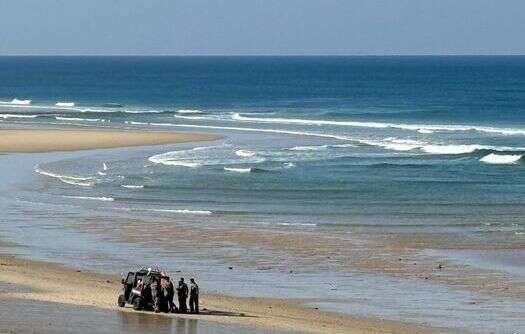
[1, 151, 524, 333]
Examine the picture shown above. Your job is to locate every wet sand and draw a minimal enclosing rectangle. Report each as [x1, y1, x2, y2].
[0, 129, 219, 153]
[0, 254, 436, 334]
[0, 294, 289, 334]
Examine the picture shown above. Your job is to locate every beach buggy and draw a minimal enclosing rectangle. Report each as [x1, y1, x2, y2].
[118, 267, 169, 312]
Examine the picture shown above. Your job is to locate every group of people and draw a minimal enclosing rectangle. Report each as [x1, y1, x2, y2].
[149, 273, 199, 314]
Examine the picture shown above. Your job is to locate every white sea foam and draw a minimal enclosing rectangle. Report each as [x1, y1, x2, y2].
[480, 153, 522, 164]
[224, 167, 253, 173]
[231, 113, 525, 136]
[277, 222, 317, 227]
[421, 144, 483, 155]
[146, 122, 353, 141]
[9, 98, 32, 105]
[55, 102, 75, 107]
[136, 121, 525, 157]
[121, 185, 145, 189]
[283, 162, 296, 169]
[64, 196, 114, 202]
[0, 114, 39, 119]
[148, 155, 202, 168]
[35, 168, 92, 181]
[149, 209, 212, 215]
[59, 179, 94, 187]
[56, 116, 102, 122]
[35, 167, 94, 187]
[359, 138, 423, 152]
[177, 109, 203, 114]
[288, 145, 328, 151]
[173, 114, 210, 120]
[235, 149, 256, 157]
[97, 172, 107, 176]
[330, 143, 356, 148]
[125, 121, 149, 125]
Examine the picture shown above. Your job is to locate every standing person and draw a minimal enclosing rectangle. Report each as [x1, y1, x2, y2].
[150, 276, 161, 313]
[177, 278, 188, 313]
[161, 273, 176, 313]
[189, 278, 200, 314]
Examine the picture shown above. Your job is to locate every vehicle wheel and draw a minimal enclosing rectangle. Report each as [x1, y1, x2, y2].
[117, 294, 126, 307]
[133, 297, 143, 311]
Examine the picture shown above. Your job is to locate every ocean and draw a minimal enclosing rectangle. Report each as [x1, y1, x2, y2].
[1, 56, 524, 333]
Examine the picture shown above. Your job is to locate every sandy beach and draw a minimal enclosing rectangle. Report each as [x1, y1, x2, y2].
[0, 253, 435, 334]
[0, 128, 219, 153]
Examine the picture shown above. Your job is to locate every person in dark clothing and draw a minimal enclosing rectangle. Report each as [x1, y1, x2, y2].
[150, 276, 161, 313]
[161, 273, 176, 313]
[177, 278, 188, 313]
[189, 278, 199, 314]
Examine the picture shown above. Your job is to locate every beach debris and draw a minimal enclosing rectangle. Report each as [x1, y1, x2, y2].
[228, 266, 233, 270]
[437, 263, 443, 270]
[240, 312, 245, 317]
[76, 270, 82, 272]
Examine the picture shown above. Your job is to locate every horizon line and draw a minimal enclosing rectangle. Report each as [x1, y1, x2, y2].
[0, 54, 524, 57]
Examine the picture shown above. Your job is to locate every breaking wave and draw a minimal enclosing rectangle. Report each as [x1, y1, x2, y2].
[9, 99, 32, 105]
[235, 149, 256, 157]
[149, 145, 264, 168]
[231, 113, 525, 136]
[64, 196, 114, 202]
[224, 167, 253, 173]
[121, 185, 145, 189]
[35, 167, 94, 187]
[0, 114, 39, 119]
[480, 153, 522, 165]
[144, 122, 353, 141]
[288, 145, 328, 151]
[55, 116, 103, 122]
[148, 209, 212, 215]
[55, 102, 75, 107]
[177, 109, 203, 114]
[421, 145, 483, 155]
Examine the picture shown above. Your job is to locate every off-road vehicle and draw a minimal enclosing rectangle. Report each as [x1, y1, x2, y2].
[117, 267, 169, 312]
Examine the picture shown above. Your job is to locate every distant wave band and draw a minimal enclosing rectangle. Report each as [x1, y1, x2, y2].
[231, 113, 525, 136]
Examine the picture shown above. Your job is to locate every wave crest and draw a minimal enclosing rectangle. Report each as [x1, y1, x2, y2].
[224, 167, 253, 173]
[480, 153, 522, 164]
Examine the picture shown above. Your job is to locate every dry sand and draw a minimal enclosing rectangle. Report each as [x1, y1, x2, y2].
[0, 128, 219, 153]
[0, 254, 436, 334]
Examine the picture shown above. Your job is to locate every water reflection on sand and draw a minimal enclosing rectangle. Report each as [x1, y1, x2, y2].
[0, 297, 287, 334]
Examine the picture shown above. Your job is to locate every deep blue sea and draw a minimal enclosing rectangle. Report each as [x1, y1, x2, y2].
[1, 57, 525, 333]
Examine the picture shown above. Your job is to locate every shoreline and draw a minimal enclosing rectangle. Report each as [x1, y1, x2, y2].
[0, 253, 437, 334]
[0, 128, 219, 153]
